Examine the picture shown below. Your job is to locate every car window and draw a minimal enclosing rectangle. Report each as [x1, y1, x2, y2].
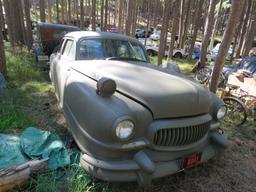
[68, 41, 76, 59]
[78, 38, 147, 61]
[62, 39, 73, 56]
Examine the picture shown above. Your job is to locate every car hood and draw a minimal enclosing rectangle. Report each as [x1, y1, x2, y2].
[72, 60, 211, 119]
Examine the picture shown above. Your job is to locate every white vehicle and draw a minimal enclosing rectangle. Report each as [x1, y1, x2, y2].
[150, 31, 161, 41]
[207, 43, 233, 61]
[145, 44, 185, 58]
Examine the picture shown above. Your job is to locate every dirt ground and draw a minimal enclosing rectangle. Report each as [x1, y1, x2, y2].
[43, 89, 256, 192]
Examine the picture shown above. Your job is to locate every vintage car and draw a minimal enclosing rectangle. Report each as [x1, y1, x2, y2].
[49, 31, 228, 187]
[33, 22, 80, 68]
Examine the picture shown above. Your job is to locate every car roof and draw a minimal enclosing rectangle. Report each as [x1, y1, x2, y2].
[65, 31, 137, 42]
[37, 22, 81, 31]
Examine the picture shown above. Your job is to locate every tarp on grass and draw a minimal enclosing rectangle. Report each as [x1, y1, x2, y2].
[0, 127, 70, 170]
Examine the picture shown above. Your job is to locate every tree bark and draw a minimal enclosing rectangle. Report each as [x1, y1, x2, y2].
[47, 0, 52, 23]
[100, 0, 104, 30]
[210, 0, 245, 93]
[39, 0, 46, 22]
[92, 0, 96, 31]
[157, 0, 172, 65]
[3, 0, 14, 48]
[180, 0, 191, 49]
[235, 0, 251, 58]
[168, 0, 180, 61]
[23, 0, 33, 51]
[18, 1, 27, 45]
[68, 0, 71, 24]
[188, 0, 204, 60]
[118, 0, 123, 33]
[209, 0, 223, 51]
[0, 0, 4, 29]
[200, 0, 217, 66]
[104, 0, 108, 31]
[178, 0, 185, 48]
[80, 0, 84, 29]
[0, 24, 6, 76]
[56, 0, 60, 23]
[242, 4, 256, 57]
[125, 0, 134, 36]
[61, 0, 65, 24]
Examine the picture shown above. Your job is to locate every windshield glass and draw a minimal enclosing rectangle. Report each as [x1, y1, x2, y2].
[78, 39, 148, 61]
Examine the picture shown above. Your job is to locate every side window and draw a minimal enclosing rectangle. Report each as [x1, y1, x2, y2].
[58, 39, 65, 53]
[68, 41, 76, 60]
[62, 39, 73, 56]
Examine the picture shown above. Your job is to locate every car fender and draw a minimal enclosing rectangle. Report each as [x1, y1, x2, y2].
[63, 70, 153, 146]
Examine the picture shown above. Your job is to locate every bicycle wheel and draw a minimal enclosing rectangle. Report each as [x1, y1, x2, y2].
[239, 95, 256, 118]
[223, 96, 247, 125]
[194, 67, 211, 84]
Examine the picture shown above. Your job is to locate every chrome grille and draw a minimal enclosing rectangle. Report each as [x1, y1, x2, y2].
[153, 121, 211, 147]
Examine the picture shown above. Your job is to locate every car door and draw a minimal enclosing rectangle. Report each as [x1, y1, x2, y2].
[53, 38, 76, 107]
[51, 39, 65, 100]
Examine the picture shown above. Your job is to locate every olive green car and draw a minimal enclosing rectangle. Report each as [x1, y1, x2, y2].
[49, 31, 228, 187]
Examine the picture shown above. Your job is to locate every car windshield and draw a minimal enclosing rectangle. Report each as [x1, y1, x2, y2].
[78, 38, 148, 62]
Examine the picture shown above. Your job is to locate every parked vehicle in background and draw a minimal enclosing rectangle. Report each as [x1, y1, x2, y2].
[207, 43, 233, 61]
[150, 31, 161, 41]
[50, 31, 228, 187]
[33, 23, 80, 68]
[146, 44, 185, 58]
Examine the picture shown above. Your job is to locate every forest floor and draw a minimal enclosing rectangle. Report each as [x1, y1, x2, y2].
[1, 48, 256, 192]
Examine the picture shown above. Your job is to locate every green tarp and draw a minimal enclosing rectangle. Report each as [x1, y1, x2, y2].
[0, 127, 70, 169]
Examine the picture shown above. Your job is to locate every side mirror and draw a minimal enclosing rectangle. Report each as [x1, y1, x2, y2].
[96, 77, 116, 97]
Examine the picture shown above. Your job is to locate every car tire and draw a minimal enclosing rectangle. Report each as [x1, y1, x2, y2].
[174, 52, 183, 59]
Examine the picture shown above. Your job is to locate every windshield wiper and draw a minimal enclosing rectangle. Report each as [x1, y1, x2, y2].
[105, 57, 147, 63]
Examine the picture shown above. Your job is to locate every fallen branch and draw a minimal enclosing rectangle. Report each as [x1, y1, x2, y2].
[0, 159, 48, 192]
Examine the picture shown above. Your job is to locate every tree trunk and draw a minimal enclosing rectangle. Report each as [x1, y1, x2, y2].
[131, 1, 138, 37]
[0, 0, 4, 29]
[104, 0, 108, 31]
[23, 0, 33, 51]
[18, 1, 27, 45]
[39, 0, 46, 22]
[47, 0, 52, 23]
[168, 0, 180, 61]
[125, 0, 134, 36]
[242, 4, 256, 57]
[100, 0, 104, 30]
[235, 0, 251, 58]
[230, 1, 247, 61]
[91, 0, 96, 31]
[209, 0, 223, 51]
[210, 0, 245, 93]
[157, 0, 172, 65]
[200, 0, 217, 66]
[180, 0, 191, 49]
[0, 24, 6, 76]
[3, 0, 14, 48]
[56, 0, 60, 23]
[188, 0, 204, 60]
[68, 0, 71, 24]
[118, 0, 123, 33]
[178, 0, 185, 48]
[80, 0, 84, 29]
[61, 0, 65, 24]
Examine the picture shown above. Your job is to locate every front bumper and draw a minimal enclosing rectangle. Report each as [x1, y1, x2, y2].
[80, 131, 227, 186]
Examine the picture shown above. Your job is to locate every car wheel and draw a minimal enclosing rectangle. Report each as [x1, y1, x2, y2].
[174, 52, 183, 59]
[147, 50, 156, 56]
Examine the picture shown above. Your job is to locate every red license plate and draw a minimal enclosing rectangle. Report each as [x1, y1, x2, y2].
[179, 152, 202, 170]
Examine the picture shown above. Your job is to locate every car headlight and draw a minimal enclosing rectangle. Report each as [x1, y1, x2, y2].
[115, 120, 134, 140]
[217, 105, 227, 120]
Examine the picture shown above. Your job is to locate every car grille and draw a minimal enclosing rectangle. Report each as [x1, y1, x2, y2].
[153, 121, 211, 147]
